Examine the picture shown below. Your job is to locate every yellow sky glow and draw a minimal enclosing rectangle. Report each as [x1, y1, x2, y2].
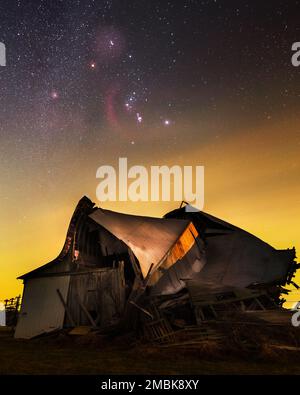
[0, 116, 299, 308]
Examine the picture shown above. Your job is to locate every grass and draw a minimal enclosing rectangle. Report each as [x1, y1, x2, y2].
[1, 330, 300, 375]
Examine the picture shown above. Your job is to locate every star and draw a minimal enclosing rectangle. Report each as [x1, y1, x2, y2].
[125, 102, 132, 111]
[51, 91, 58, 99]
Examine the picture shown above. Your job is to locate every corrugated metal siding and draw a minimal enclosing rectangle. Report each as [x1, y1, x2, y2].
[196, 231, 291, 287]
[151, 243, 206, 295]
[14, 276, 70, 339]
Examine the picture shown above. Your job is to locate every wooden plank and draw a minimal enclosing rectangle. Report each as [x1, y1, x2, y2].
[270, 344, 300, 351]
[69, 326, 92, 336]
[56, 288, 76, 327]
[76, 293, 97, 328]
[129, 301, 154, 319]
[210, 305, 218, 318]
[255, 297, 266, 310]
[128, 248, 142, 278]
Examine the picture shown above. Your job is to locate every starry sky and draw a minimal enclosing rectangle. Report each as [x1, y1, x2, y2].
[0, 0, 300, 304]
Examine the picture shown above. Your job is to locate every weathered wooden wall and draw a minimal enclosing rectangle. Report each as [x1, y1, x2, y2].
[65, 265, 125, 328]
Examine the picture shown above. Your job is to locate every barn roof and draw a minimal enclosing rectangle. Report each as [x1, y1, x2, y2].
[89, 208, 198, 278]
[18, 197, 200, 284]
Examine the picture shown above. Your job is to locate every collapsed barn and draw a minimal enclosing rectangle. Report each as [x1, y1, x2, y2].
[15, 197, 299, 346]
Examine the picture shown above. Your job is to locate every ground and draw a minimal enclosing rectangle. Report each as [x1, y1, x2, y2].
[1, 328, 300, 375]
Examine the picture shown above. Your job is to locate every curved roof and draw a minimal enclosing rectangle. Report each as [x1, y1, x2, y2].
[89, 208, 198, 278]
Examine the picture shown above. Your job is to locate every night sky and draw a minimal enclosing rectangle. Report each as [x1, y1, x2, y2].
[0, 0, 300, 302]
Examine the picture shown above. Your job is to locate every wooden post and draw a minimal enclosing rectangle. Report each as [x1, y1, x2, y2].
[56, 289, 76, 327]
[255, 297, 266, 310]
[76, 293, 97, 328]
[129, 300, 154, 319]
